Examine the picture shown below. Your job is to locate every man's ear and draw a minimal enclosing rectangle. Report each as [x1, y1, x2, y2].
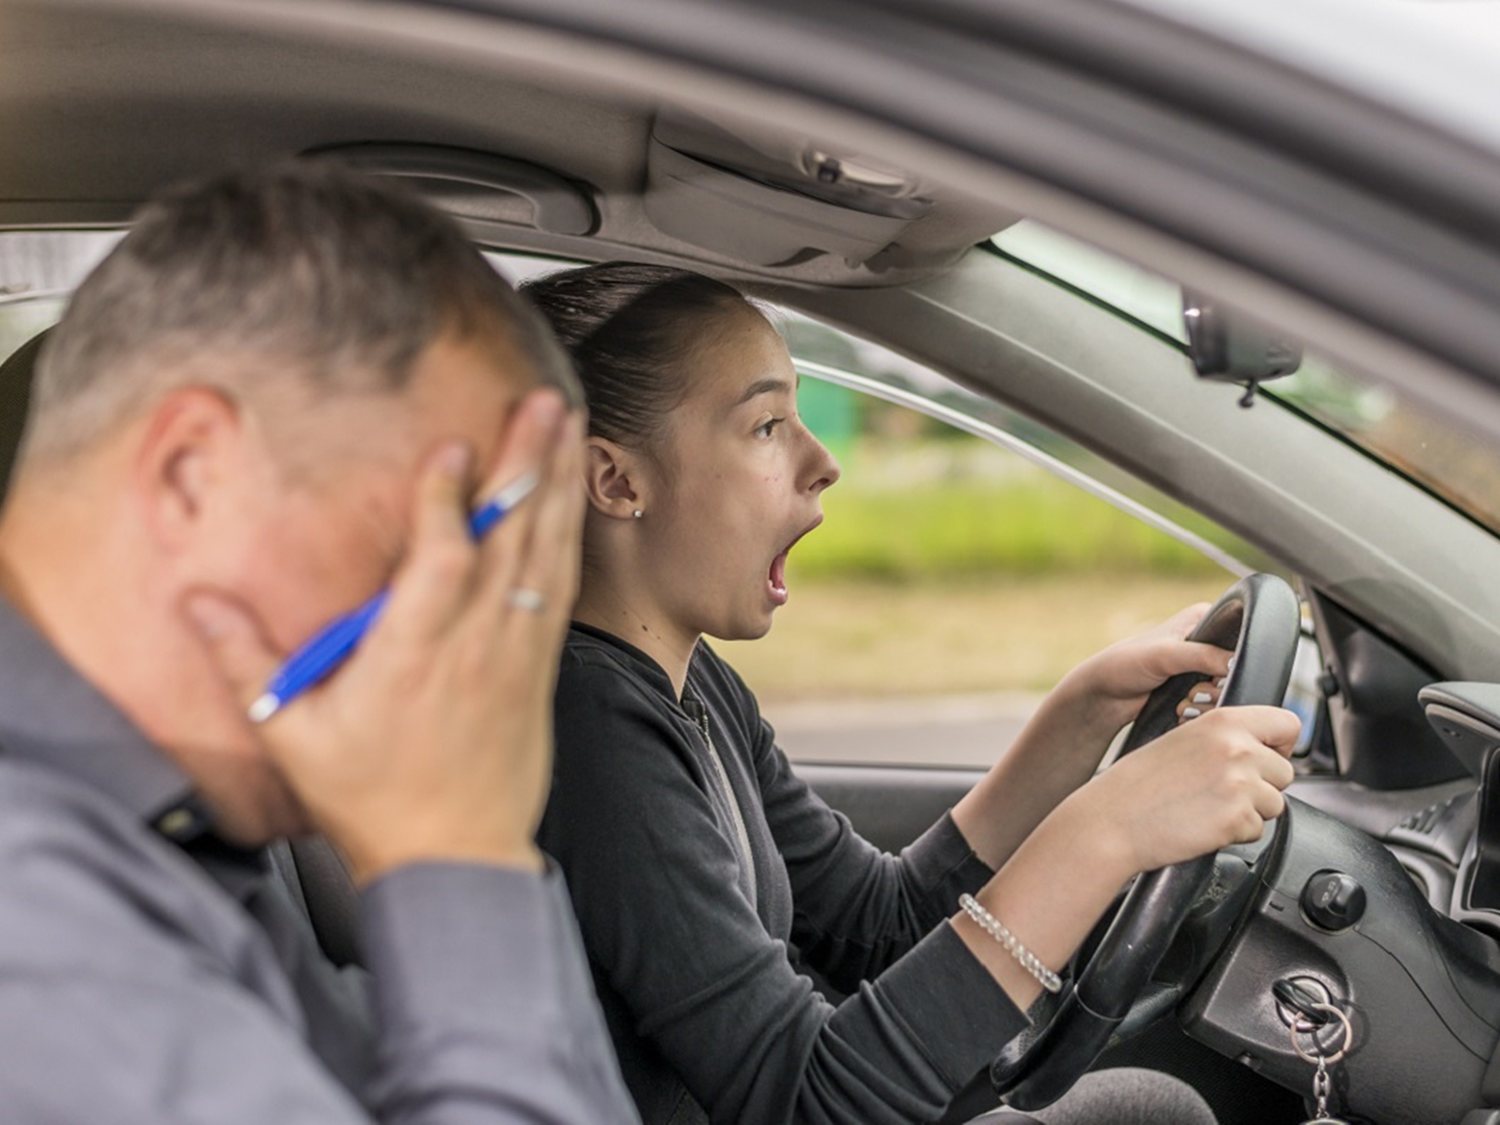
[133, 386, 249, 551]
[583, 436, 646, 519]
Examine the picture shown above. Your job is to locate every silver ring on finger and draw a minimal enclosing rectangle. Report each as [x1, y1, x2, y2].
[506, 587, 547, 614]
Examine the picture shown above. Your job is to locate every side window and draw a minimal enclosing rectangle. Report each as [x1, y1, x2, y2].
[0, 293, 67, 361]
[500, 251, 1327, 767]
[0, 234, 124, 485]
[716, 311, 1295, 768]
[0, 231, 123, 356]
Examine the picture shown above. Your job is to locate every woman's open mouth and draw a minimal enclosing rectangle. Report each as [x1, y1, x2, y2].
[768, 550, 790, 605]
[766, 517, 822, 607]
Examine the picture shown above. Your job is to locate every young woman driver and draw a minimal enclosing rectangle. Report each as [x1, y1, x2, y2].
[525, 264, 1298, 1125]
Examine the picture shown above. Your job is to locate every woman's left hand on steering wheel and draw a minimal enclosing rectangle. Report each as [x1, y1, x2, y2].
[1065, 603, 1236, 731]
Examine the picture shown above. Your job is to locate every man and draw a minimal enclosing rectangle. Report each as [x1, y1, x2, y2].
[0, 162, 637, 1122]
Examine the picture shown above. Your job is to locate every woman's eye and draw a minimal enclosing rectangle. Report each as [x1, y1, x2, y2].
[756, 417, 785, 439]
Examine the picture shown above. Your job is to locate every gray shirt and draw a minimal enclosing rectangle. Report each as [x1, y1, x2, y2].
[0, 597, 639, 1124]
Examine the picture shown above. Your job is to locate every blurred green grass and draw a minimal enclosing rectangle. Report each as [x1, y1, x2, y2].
[720, 573, 1235, 699]
[790, 472, 1248, 582]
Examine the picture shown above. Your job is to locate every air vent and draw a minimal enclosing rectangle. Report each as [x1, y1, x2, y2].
[1385, 790, 1474, 867]
[1398, 793, 1465, 835]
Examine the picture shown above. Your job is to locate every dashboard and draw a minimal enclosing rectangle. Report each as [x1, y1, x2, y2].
[1179, 780, 1500, 1125]
[1175, 682, 1500, 1124]
[1361, 683, 1500, 937]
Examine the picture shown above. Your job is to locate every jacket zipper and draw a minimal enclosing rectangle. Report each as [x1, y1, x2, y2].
[690, 699, 758, 904]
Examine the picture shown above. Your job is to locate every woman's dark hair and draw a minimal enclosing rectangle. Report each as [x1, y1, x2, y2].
[520, 262, 763, 448]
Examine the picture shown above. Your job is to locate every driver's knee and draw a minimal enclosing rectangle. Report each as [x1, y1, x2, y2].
[968, 1068, 1216, 1125]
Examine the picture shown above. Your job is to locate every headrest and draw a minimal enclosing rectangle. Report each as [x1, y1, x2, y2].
[0, 328, 47, 495]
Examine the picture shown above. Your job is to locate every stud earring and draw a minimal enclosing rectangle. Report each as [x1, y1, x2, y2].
[632, 509, 644, 519]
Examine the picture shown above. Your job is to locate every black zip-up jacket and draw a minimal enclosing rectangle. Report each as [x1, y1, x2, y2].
[538, 624, 1028, 1125]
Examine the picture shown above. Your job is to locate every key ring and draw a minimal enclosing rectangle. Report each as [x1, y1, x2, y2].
[1289, 1001, 1353, 1065]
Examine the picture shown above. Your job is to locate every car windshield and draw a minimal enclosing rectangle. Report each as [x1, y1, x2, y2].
[991, 222, 1500, 537]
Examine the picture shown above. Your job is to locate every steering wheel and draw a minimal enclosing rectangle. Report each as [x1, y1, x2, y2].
[989, 573, 1302, 1112]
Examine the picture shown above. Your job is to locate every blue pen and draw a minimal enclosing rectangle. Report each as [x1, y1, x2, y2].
[246, 470, 540, 723]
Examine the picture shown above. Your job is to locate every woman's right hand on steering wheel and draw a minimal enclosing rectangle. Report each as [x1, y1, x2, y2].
[953, 703, 1300, 1013]
[1065, 704, 1302, 879]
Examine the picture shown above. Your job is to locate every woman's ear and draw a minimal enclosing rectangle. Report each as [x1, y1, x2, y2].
[583, 436, 647, 519]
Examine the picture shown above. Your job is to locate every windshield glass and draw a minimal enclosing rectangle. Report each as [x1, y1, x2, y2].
[991, 222, 1500, 536]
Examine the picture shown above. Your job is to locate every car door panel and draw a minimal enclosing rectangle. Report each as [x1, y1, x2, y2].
[794, 762, 980, 854]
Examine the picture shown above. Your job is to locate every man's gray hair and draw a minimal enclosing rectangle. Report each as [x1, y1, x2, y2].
[24, 160, 576, 461]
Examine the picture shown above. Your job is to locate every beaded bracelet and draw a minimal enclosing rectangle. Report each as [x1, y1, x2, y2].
[958, 893, 1063, 994]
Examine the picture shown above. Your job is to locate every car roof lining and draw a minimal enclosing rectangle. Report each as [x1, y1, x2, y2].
[0, 0, 1017, 288]
[11, 0, 1499, 449]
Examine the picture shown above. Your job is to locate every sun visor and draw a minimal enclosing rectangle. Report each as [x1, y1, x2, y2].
[644, 109, 933, 266]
